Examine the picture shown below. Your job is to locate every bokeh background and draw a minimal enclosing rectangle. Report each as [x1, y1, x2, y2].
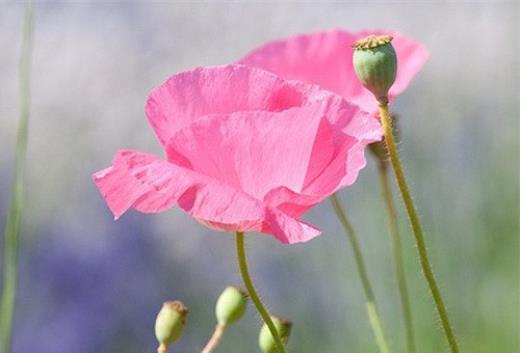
[0, 1, 518, 353]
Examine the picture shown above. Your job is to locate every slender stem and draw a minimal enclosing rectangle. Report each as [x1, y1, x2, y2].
[330, 194, 391, 353]
[379, 102, 460, 353]
[201, 324, 226, 353]
[378, 162, 416, 353]
[1, 2, 34, 353]
[157, 343, 168, 353]
[235, 232, 286, 353]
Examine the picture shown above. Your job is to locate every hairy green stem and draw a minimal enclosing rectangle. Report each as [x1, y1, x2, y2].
[1, 2, 34, 352]
[235, 232, 286, 353]
[378, 102, 460, 353]
[330, 194, 391, 353]
[378, 162, 416, 353]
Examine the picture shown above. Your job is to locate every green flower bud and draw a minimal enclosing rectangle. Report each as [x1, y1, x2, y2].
[155, 301, 188, 349]
[258, 316, 292, 353]
[353, 34, 397, 103]
[215, 286, 248, 326]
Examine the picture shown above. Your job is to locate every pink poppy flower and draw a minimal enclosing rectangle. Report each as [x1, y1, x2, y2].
[93, 65, 381, 244]
[239, 29, 429, 114]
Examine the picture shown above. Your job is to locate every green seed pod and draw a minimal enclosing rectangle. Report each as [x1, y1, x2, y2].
[258, 316, 292, 353]
[215, 286, 248, 326]
[353, 35, 397, 103]
[154, 301, 188, 348]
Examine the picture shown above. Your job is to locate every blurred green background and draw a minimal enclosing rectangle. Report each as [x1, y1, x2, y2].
[0, 1, 518, 353]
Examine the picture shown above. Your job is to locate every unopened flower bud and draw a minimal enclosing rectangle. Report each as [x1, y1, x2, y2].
[353, 34, 397, 103]
[215, 286, 248, 326]
[258, 316, 292, 353]
[155, 301, 188, 350]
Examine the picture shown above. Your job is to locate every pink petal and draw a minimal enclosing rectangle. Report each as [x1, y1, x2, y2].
[263, 207, 321, 244]
[145, 65, 305, 147]
[239, 29, 429, 114]
[165, 107, 325, 200]
[263, 186, 323, 218]
[386, 31, 430, 96]
[263, 132, 376, 219]
[261, 115, 363, 217]
[300, 108, 381, 194]
[92, 150, 265, 231]
[165, 97, 379, 219]
[240, 30, 360, 105]
[92, 150, 321, 244]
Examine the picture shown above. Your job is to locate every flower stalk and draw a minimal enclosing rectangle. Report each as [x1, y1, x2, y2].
[378, 102, 460, 353]
[201, 324, 226, 353]
[330, 194, 391, 353]
[0, 2, 34, 352]
[377, 161, 416, 353]
[236, 232, 286, 353]
[259, 316, 292, 353]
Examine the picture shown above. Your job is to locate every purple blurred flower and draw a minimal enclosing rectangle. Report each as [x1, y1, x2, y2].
[11, 215, 190, 353]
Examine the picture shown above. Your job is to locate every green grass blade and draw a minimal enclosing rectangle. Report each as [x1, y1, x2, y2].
[0, 2, 34, 352]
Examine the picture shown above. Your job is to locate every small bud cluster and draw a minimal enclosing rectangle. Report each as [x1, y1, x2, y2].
[156, 287, 251, 353]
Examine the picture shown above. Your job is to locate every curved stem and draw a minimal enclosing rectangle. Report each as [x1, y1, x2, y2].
[235, 232, 286, 353]
[330, 194, 391, 353]
[201, 324, 226, 353]
[378, 163, 416, 353]
[1, 2, 34, 353]
[379, 102, 460, 353]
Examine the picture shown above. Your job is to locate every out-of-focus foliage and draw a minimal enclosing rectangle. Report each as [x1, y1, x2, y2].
[0, 2, 518, 353]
